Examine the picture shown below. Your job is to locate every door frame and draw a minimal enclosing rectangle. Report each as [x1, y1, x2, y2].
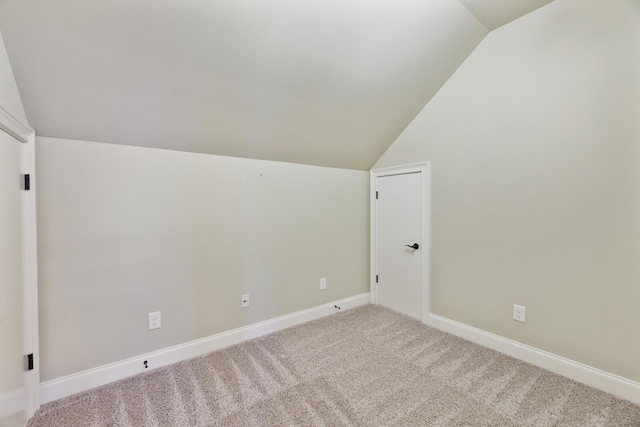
[370, 162, 431, 323]
[0, 102, 40, 418]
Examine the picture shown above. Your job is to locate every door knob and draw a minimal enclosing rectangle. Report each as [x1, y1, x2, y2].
[405, 243, 419, 250]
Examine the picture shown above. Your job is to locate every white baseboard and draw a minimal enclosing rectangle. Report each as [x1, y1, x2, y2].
[40, 293, 370, 404]
[0, 387, 26, 418]
[428, 313, 640, 405]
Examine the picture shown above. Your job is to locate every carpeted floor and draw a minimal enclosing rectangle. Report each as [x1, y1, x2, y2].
[28, 305, 640, 426]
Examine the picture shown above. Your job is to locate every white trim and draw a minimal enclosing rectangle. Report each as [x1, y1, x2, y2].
[1, 78, 38, 421]
[0, 101, 33, 143]
[21, 135, 40, 417]
[370, 162, 431, 323]
[369, 172, 377, 305]
[0, 388, 26, 418]
[428, 313, 640, 405]
[40, 293, 370, 404]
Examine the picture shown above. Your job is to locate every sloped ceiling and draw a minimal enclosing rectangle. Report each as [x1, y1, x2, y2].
[0, 0, 551, 170]
[459, 0, 554, 30]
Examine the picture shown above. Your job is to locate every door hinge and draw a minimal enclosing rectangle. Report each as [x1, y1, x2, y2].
[23, 174, 30, 191]
[376, 275, 379, 283]
[376, 191, 378, 199]
[27, 353, 34, 371]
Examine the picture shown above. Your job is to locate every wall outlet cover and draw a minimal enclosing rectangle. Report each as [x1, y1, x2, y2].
[513, 304, 526, 323]
[148, 311, 161, 330]
[241, 294, 250, 308]
[320, 278, 327, 290]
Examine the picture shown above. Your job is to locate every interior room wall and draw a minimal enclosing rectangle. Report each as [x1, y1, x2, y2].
[374, 0, 640, 382]
[36, 137, 369, 382]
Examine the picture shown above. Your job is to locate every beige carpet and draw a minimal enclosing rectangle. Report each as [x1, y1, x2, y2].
[28, 305, 640, 426]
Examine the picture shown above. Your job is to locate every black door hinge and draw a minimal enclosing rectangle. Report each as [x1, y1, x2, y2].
[376, 191, 378, 199]
[376, 275, 379, 283]
[23, 174, 31, 191]
[27, 353, 34, 371]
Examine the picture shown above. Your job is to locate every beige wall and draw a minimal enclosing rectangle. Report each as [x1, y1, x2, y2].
[375, 0, 640, 382]
[36, 137, 369, 381]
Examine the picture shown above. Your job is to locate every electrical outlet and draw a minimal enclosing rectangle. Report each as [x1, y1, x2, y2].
[148, 311, 161, 330]
[513, 304, 526, 323]
[320, 277, 327, 290]
[241, 294, 250, 308]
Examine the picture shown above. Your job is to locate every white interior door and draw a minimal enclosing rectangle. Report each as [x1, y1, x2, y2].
[376, 172, 423, 319]
[0, 130, 28, 426]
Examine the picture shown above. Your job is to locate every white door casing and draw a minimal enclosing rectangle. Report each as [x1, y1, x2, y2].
[0, 102, 39, 420]
[370, 163, 430, 323]
[0, 130, 26, 425]
[21, 133, 39, 418]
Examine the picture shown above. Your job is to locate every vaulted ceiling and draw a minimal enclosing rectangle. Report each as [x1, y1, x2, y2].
[0, 0, 552, 170]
